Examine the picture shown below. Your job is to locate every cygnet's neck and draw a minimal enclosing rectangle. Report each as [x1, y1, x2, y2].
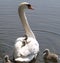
[18, 7, 35, 38]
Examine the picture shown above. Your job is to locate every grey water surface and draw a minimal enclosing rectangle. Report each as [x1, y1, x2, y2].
[0, 0, 60, 63]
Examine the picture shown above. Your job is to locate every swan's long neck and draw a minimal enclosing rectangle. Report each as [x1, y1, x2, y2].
[18, 7, 35, 38]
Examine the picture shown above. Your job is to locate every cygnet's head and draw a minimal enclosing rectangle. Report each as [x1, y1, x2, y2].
[19, 2, 33, 10]
[43, 49, 50, 55]
[4, 55, 9, 62]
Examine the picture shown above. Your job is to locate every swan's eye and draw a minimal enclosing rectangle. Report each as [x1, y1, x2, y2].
[28, 4, 31, 7]
[27, 4, 31, 7]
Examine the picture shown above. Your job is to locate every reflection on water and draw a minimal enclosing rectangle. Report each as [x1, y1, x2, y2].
[0, 0, 60, 63]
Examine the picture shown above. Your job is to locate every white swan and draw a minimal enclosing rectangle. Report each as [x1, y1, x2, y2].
[14, 2, 39, 62]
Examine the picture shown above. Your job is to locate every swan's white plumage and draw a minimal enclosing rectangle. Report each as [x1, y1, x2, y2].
[20, 2, 29, 5]
[14, 37, 39, 62]
[14, 2, 39, 62]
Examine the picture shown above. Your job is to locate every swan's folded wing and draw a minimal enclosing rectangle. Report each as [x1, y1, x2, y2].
[15, 37, 25, 48]
[19, 45, 31, 56]
[19, 38, 39, 56]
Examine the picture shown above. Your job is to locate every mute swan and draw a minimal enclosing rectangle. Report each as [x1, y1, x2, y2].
[4, 55, 12, 63]
[14, 2, 39, 62]
[43, 49, 58, 63]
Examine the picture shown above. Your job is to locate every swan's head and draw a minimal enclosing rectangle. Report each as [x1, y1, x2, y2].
[43, 49, 50, 55]
[19, 2, 33, 10]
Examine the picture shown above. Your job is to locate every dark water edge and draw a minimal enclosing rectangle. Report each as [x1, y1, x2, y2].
[0, 0, 60, 63]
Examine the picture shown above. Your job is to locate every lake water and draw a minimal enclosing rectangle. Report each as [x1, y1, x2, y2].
[0, 0, 60, 63]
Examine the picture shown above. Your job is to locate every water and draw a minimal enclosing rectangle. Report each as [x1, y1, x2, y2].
[0, 0, 60, 63]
